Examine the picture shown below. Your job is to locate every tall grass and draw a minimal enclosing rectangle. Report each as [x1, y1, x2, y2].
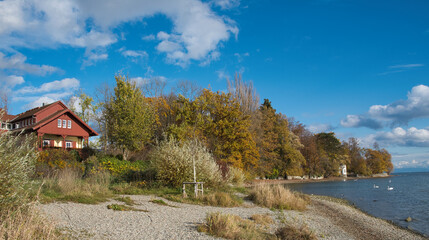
[249, 184, 308, 210]
[199, 212, 275, 240]
[42, 168, 113, 204]
[0, 130, 60, 239]
[0, 205, 59, 240]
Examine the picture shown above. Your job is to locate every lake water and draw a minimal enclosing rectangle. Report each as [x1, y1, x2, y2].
[285, 172, 429, 237]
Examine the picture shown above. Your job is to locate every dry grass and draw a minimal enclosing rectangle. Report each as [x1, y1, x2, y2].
[198, 212, 275, 240]
[0, 206, 59, 240]
[249, 184, 308, 210]
[42, 168, 113, 204]
[275, 225, 316, 240]
[202, 192, 243, 207]
[250, 214, 274, 226]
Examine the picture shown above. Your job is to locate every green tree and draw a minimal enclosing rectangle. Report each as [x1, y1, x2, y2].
[316, 132, 347, 177]
[106, 75, 155, 160]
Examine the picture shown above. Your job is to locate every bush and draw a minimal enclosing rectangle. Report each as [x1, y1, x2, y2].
[98, 156, 150, 182]
[249, 184, 308, 211]
[198, 212, 274, 240]
[202, 192, 243, 207]
[151, 137, 223, 187]
[0, 132, 38, 210]
[275, 224, 316, 240]
[226, 167, 246, 186]
[36, 149, 83, 177]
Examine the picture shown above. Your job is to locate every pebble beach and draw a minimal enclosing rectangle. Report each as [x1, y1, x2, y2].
[39, 195, 426, 240]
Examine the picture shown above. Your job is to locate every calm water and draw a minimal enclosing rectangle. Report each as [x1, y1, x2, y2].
[286, 172, 429, 237]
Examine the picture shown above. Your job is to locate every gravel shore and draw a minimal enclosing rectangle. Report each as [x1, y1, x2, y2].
[39, 195, 427, 240]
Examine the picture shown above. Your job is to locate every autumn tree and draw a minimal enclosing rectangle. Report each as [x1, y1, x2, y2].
[365, 147, 393, 174]
[258, 99, 305, 178]
[105, 75, 155, 160]
[343, 138, 368, 175]
[289, 119, 322, 177]
[169, 89, 259, 172]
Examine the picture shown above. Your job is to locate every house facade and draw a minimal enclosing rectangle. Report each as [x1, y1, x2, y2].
[0, 101, 97, 150]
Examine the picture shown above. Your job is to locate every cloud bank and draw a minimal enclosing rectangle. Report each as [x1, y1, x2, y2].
[0, 0, 238, 66]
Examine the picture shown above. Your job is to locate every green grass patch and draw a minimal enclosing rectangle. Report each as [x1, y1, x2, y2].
[149, 199, 178, 208]
[106, 204, 147, 212]
[114, 196, 136, 205]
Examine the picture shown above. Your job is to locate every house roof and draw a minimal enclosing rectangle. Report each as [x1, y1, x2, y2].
[9, 101, 98, 137]
[0, 109, 16, 121]
[11, 101, 61, 122]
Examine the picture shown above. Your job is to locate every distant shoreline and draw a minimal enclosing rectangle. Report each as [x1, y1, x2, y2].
[248, 175, 391, 186]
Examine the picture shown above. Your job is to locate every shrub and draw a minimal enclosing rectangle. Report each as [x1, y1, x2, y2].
[275, 224, 316, 240]
[250, 214, 274, 226]
[249, 184, 308, 211]
[198, 212, 274, 240]
[226, 167, 246, 186]
[151, 137, 223, 187]
[98, 156, 149, 182]
[0, 132, 38, 210]
[36, 149, 84, 177]
[202, 192, 243, 207]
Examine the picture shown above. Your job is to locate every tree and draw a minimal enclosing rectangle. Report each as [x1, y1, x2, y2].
[106, 75, 155, 160]
[169, 89, 259, 172]
[316, 132, 347, 177]
[344, 138, 368, 175]
[365, 148, 393, 174]
[258, 99, 305, 178]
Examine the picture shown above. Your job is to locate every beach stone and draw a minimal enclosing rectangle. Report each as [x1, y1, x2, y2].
[405, 217, 412, 222]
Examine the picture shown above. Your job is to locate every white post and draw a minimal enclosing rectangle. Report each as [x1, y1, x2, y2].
[193, 155, 197, 197]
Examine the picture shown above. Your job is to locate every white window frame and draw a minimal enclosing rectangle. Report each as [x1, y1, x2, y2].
[63, 120, 67, 128]
[66, 141, 72, 148]
[67, 120, 71, 129]
[58, 119, 61, 128]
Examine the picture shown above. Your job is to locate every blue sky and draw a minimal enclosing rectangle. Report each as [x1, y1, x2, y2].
[0, 0, 428, 170]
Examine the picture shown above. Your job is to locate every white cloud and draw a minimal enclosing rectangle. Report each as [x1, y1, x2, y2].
[121, 50, 148, 58]
[389, 64, 424, 69]
[1, 75, 24, 87]
[340, 114, 383, 129]
[211, 0, 240, 10]
[308, 123, 335, 133]
[142, 34, 155, 41]
[0, 0, 238, 66]
[16, 78, 80, 94]
[341, 85, 429, 129]
[363, 126, 429, 148]
[0, 52, 60, 76]
[130, 77, 149, 87]
[368, 85, 429, 125]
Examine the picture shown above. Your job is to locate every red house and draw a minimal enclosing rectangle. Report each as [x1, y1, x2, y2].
[0, 101, 98, 151]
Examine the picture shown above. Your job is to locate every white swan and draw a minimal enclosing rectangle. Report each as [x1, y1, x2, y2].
[373, 184, 379, 188]
[387, 186, 393, 190]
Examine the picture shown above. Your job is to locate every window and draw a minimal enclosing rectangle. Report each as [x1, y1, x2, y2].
[67, 120, 71, 129]
[66, 141, 72, 148]
[43, 140, 50, 147]
[15, 123, 19, 129]
[63, 120, 67, 128]
[58, 119, 61, 128]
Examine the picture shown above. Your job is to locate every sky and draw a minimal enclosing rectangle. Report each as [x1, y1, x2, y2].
[0, 0, 428, 171]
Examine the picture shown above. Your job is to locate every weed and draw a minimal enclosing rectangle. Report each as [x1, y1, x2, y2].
[250, 214, 274, 226]
[249, 184, 308, 210]
[115, 196, 136, 205]
[106, 204, 147, 212]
